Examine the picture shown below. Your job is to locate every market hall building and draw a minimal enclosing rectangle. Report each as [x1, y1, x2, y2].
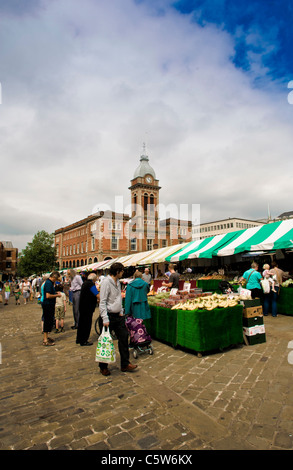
[54, 150, 193, 270]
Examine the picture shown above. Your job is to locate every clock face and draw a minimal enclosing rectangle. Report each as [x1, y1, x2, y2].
[146, 176, 152, 183]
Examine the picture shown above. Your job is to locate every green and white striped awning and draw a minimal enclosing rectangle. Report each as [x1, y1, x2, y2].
[166, 220, 293, 261]
[166, 232, 241, 261]
[215, 219, 293, 257]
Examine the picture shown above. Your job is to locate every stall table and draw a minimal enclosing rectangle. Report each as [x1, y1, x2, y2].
[277, 287, 293, 316]
[196, 279, 224, 293]
[146, 304, 243, 355]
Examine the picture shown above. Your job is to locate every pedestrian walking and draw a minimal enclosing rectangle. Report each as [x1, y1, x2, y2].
[68, 269, 83, 329]
[4, 281, 10, 305]
[76, 273, 100, 346]
[42, 271, 62, 346]
[98, 262, 137, 376]
[22, 278, 31, 305]
[14, 284, 21, 305]
[54, 284, 66, 333]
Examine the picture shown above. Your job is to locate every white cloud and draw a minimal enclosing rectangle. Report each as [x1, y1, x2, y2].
[0, 0, 292, 249]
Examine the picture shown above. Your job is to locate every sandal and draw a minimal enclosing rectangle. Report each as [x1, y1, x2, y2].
[43, 341, 55, 346]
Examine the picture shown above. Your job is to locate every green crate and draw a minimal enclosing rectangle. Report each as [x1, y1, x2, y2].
[277, 288, 293, 316]
[244, 333, 266, 345]
[243, 316, 264, 327]
[148, 305, 178, 347]
[176, 305, 243, 353]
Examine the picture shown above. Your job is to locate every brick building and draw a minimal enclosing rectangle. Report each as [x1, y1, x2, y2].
[54, 149, 192, 269]
[55, 211, 130, 270]
[0, 241, 18, 281]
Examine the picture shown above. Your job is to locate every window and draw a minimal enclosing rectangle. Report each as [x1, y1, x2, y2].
[91, 236, 95, 250]
[111, 236, 118, 250]
[130, 238, 137, 251]
[147, 239, 153, 250]
[150, 194, 155, 213]
[162, 239, 167, 248]
[108, 221, 122, 230]
[144, 193, 148, 211]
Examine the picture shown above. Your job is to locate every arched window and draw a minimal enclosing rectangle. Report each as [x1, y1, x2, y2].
[150, 194, 154, 213]
[144, 193, 148, 211]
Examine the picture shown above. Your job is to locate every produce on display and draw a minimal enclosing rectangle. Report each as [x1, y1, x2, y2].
[171, 293, 239, 311]
[282, 279, 293, 287]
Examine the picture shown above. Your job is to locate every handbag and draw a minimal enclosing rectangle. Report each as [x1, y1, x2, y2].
[95, 326, 116, 363]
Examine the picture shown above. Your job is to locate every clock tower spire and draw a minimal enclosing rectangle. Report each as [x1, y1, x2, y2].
[129, 146, 161, 252]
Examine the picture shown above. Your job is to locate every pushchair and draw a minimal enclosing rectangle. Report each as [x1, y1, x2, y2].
[218, 280, 234, 294]
[125, 315, 153, 359]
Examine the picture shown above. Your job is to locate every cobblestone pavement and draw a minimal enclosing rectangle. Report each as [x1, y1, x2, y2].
[0, 297, 293, 451]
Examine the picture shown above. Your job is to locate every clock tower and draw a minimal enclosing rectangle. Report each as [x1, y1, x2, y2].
[129, 146, 161, 252]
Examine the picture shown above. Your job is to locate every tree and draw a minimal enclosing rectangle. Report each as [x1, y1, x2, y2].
[18, 231, 57, 277]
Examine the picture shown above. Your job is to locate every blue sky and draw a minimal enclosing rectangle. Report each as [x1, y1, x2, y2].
[0, 0, 292, 250]
[173, 0, 293, 82]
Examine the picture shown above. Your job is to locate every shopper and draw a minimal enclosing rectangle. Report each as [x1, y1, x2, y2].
[125, 270, 151, 320]
[76, 273, 99, 346]
[54, 284, 66, 333]
[68, 269, 83, 329]
[263, 261, 287, 317]
[42, 272, 62, 346]
[241, 262, 262, 299]
[99, 262, 137, 376]
[142, 267, 152, 285]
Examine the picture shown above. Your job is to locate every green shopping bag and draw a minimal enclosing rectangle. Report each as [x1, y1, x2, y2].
[95, 326, 116, 363]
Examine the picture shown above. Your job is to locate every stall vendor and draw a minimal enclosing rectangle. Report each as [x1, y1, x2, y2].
[162, 264, 180, 290]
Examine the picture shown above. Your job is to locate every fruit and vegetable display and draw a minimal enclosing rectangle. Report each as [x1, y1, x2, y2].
[148, 289, 240, 311]
[282, 279, 293, 287]
[171, 293, 239, 310]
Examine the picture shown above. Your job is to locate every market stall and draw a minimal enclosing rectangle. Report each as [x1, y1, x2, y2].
[145, 290, 244, 355]
[277, 282, 293, 316]
[166, 220, 293, 261]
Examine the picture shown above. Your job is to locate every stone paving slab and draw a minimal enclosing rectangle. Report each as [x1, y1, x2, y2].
[0, 297, 293, 451]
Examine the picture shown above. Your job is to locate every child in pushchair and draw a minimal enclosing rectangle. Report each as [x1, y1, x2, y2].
[218, 280, 233, 294]
[126, 315, 153, 359]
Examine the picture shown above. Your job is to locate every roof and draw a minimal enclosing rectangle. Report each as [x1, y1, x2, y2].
[133, 154, 156, 179]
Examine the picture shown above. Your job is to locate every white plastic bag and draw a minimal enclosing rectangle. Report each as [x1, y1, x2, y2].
[260, 279, 270, 294]
[95, 326, 116, 363]
[238, 287, 252, 300]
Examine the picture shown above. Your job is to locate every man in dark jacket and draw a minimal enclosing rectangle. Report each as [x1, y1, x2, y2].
[76, 273, 99, 346]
